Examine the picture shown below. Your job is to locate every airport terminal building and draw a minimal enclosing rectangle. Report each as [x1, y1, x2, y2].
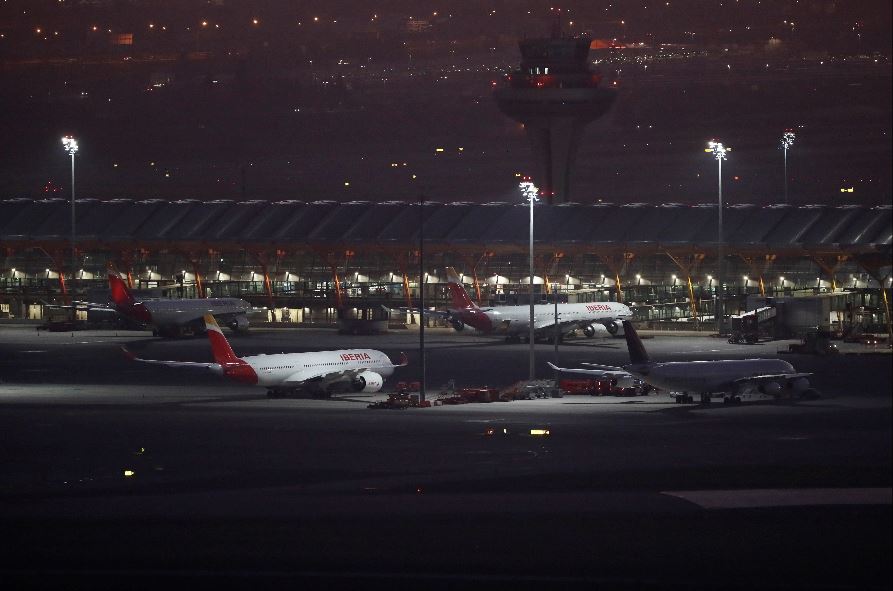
[1, 198, 890, 334]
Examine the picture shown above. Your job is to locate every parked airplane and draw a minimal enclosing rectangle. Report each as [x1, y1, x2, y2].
[109, 272, 251, 337]
[548, 320, 818, 404]
[444, 267, 632, 342]
[123, 314, 408, 397]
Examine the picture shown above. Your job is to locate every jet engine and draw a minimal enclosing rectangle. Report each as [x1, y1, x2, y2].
[583, 324, 609, 338]
[351, 371, 384, 393]
[450, 318, 465, 331]
[228, 315, 250, 334]
[603, 320, 622, 336]
[789, 377, 810, 394]
[759, 381, 783, 396]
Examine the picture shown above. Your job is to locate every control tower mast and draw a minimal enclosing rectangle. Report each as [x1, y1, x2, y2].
[494, 15, 616, 203]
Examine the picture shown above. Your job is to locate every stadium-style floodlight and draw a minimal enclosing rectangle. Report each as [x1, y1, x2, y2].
[62, 136, 79, 297]
[780, 130, 796, 203]
[705, 140, 729, 335]
[520, 178, 539, 380]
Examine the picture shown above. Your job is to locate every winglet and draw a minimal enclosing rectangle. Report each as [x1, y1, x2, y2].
[120, 345, 136, 361]
[547, 362, 564, 372]
[622, 320, 650, 365]
[396, 352, 409, 367]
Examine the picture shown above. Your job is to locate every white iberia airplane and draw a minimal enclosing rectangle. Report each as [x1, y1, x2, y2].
[123, 314, 408, 398]
[548, 320, 818, 404]
[444, 267, 632, 342]
[109, 272, 251, 337]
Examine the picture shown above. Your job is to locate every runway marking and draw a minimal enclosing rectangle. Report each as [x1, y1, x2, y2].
[662, 488, 893, 509]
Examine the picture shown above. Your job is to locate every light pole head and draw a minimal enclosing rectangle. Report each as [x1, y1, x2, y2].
[519, 179, 539, 204]
[781, 130, 795, 150]
[61, 136, 79, 155]
[706, 140, 729, 161]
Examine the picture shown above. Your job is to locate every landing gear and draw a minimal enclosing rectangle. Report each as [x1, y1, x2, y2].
[675, 393, 694, 404]
[723, 396, 742, 404]
[699, 393, 711, 404]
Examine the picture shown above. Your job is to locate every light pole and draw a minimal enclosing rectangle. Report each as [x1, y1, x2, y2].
[706, 140, 729, 335]
[520, 179, 539, 381]
[780, 130, 795, 204]
[62, 136, 79, 297]
[418, 192, 426, 403]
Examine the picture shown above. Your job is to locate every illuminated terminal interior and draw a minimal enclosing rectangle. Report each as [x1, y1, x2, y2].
[1, 198, 890, 330]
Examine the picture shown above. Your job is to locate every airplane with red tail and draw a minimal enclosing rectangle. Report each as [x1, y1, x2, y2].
[123, 314, 408, 397]
[444, 267, 632, 342]
[108, 272, 251, 338]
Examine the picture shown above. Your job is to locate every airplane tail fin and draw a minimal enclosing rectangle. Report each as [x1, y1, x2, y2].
[622, 320, 650, 365]
[108, 272, 135, 307]
[445, 267, 478, 310]
[204, 314, 242, 364]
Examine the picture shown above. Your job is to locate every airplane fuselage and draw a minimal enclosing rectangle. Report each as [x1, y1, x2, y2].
[213, 349, 398, 388]
[451, 301, 631, 335]
[625, 358, 798, 393]
[141, 297, 250, 327]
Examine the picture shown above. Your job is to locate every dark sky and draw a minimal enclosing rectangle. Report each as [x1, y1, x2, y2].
[0, 0, 890, 205]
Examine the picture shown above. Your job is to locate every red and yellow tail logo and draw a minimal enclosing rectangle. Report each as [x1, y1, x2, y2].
[445, 267, 477, 310]
[203, 314, 256, 384]
[108, 273, 135, 307]
[204, 314, 242, 365]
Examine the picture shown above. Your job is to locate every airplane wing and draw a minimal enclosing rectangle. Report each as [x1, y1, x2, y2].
[44, 300, 116, 312]
[383, 305, 451, 319]
[120, 346, 220, 370]
[731, 372, 812, 384]
[507, 316, 595, 336]
[283, 367, 363, 387]
[581, 362, 627, 371]
[547, 361, 631, 379]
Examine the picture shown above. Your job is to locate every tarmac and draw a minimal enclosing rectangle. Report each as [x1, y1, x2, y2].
[0, 323, 890, 588]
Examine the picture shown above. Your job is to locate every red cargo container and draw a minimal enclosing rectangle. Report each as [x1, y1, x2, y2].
[558, 378, 614, 396]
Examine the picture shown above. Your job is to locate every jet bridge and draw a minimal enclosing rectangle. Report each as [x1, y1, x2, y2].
[728, 306, 777, 343]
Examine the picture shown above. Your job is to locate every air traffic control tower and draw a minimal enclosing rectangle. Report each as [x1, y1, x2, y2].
[494, 27, 616, 204]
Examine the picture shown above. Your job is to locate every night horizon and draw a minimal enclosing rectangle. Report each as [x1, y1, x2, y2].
[0, 0, 890, 205]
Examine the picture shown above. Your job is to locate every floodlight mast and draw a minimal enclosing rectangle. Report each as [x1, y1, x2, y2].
[62, 136, 79, 300]
[520, 179, 539, 381]
[781, 130, 796, 203]
[706, 140, 729, 335]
